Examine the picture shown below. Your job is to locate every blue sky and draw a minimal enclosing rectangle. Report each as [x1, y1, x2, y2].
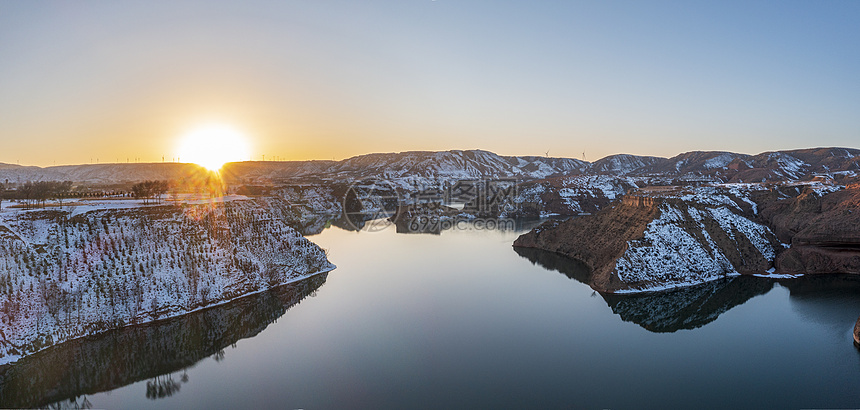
[1, 0, 858, 165]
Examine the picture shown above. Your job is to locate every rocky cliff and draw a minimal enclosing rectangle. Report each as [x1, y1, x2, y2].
[760, 185, 860, 274]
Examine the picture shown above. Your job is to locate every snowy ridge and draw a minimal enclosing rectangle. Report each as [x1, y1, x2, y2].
[252, 187, 343, 236]
[761, 152, 808, 180]
[708, 207, 775, 260]
[328, 150, 590, 184]
[702, 153, 736, 169]
[590, 154, 666, 175]
[4, 147, 857, 187]
[562, 175, 635, 200]
[509, 175, 638, 216]
[0, 199, 334, 364]
[614, 203, 739, 293]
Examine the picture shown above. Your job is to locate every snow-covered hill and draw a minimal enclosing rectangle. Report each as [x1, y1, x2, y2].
[0, 198, 334, 364]
[634, 151, 750, 177]
[0, 163, 211, 186]
[0, 151, 590, 187]
[221, 150, 592, 186]
[50, 163, 209, 185]
[0, 164, 70, 184]
[514, 184, 789, 293]
[590, 154, 666, 175]
[611, 193, 781, 293]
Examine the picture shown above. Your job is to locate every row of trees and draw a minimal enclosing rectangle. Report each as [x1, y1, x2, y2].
[132, 180, 169, 204]
[5, 181, 74, 209]
[0, 180, 168, 209]
[0, 177, 223, 209]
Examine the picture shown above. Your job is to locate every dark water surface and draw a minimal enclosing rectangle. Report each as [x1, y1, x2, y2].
[4, 222, 860, 409]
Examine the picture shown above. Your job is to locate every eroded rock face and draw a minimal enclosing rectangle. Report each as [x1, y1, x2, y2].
[513, 201, 659, 292]
[854, 316, 860, 346]
[778, 247, 860, 274]
[761, 186, 860, 275]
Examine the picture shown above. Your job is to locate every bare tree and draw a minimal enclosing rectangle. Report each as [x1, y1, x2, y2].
[33, 181, 52, 207]
[155, 180, 169, 203]
[54, 181, 73, 206]
[18, 181, 33, 208]
[132, 180, 170, 204]
[132, 182, 148, 204]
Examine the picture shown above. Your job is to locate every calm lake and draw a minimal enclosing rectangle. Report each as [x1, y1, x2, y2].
[3, 219, 860, 409]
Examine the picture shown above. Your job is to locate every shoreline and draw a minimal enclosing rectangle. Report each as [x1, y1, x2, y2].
[514, 243, 821, 295]
[0, 265, 336, 367]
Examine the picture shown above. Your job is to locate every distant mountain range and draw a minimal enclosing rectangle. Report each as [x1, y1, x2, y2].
[1, 147, 858, 186]
[0, 163, 207, 186]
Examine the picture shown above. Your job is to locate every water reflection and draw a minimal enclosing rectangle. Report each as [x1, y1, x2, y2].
[514, 247, 778, 332]
[146, 372, 186, 400]
[514, 247, 592, 284]
[0, 273, 328, 409]
[781, 275, 860, 334]
[601, 277, 775, 332]
[295, 208, 562, 237]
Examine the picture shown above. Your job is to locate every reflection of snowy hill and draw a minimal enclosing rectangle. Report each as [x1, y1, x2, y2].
[514, 246, 776, 332]
[0, 273, 327, 409]
[601, 276, 775, 332]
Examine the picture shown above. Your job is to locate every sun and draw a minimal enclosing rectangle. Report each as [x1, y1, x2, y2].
[176, 124, 251, 171]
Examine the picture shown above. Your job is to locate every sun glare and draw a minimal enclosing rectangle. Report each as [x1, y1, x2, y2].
[177, 124, 251, 171]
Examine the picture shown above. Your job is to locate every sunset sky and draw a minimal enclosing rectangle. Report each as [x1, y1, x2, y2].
[1, 0, 858, 167]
